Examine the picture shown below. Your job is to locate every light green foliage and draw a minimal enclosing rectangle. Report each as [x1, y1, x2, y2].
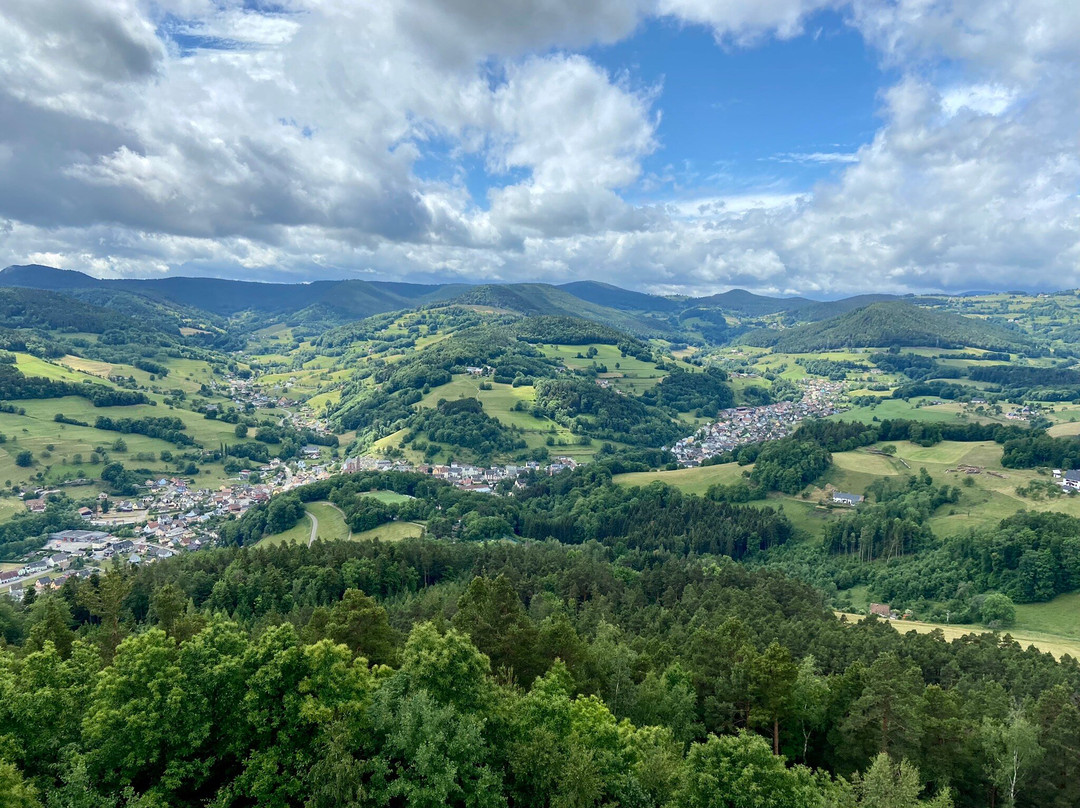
[852, 754, 952, 808]
[676, 731, 821, 808]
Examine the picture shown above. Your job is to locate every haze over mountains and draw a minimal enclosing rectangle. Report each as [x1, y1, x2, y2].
[0, 262, 936, 319]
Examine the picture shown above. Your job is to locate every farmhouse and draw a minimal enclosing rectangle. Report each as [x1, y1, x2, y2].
[832, 492, 864, 506]
[1062, 470, 1080, 491]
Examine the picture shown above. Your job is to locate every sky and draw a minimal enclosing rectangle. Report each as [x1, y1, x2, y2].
[0, 0, 1078, 296]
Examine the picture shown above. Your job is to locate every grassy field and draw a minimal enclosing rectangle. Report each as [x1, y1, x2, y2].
[350, 521, 424, 543]
[307, 501, 351, 541]
[361, 490, 413, 504]
[1013, 592, 1080, 640]
[814, 439, 1080, 536]
[258, 513, 313, 547]
[612, 436, 1080, 540]
[0, 394, 245, 489]
[415, 376, 597, 462]
[539, 344, 670, 394]
[836, 612, 1080, 661]
[613, 462, 749, 495]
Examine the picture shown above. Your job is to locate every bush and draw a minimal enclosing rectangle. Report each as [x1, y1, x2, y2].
[980, 593, 1016, 627]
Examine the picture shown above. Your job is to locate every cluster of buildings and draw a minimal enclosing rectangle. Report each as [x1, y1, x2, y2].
[343, 455, 579, 493]
[669, 380, 847, 465]
[0, 530, 178, 600]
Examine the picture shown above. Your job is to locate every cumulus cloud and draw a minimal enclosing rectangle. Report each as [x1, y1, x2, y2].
[0, 0, 1077, 296]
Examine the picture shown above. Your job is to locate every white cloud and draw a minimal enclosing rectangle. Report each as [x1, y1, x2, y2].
[0, 0, 1078, 296]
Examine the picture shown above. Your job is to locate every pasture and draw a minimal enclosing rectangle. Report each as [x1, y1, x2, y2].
[613, 462, 749, 495]
[307, 501, 351, 542]
[836, 613, 1080, 661]
[257, 513, 314, 547]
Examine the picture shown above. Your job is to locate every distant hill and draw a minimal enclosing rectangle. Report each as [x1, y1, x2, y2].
[689, 289, 812, 317]
[745, 301, 1035, 353]
[0, 264, 109, 291]
[788, 294, 901, 322]
[0, 266, 673, 337]
[557, 281, 680, 313]
[448, 284, 676, 337]
[0, 287, 163, 335]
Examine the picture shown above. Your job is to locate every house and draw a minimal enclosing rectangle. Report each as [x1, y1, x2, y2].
[832, 492, 864, 506]
[24, 498, 47, 513]
[46, 552, 72, 569]
[0, 570, 19, 584]
[78, 507, 94, 520]
[21, 561, 47, 576]
[1062, 470, 1080, 490]
[869, 603, 893, 619]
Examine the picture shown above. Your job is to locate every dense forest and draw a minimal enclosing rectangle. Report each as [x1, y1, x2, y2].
[1, 535, 1077, 807]
[745, 302, 1034, 354]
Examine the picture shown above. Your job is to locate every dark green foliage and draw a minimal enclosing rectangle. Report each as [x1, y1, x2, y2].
[0, 522, 1074, 807]
[132, 358, 169, 376]
[748, 439, 832, 494]
[508, 315, 649, 355]
[797, 358, 870, 380]
[870, 352, 946, 381]
[0, 501, 84, 557]
[746, 302, 1033, 353]
[641, 367, 734, 415]
[0, 363, 147, 406]
[824, 469, 957, 562]
[1000, 434, 1080, 469]
[404, 398, 526, 462]
[226, 442, 271, 463]
[868, 510, 1080, 606]
[93, 415, 194, 447]
[100, 462, 143, 496]
[533, 377, 684, 447]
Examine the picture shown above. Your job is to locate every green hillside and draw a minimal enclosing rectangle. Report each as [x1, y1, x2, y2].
[747, 301, 1034, 352]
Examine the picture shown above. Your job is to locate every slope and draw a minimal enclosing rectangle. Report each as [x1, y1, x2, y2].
[746, 301, 1034, 353]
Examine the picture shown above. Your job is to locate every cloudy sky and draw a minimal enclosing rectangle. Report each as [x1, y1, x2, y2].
[0, 0, 1078, 296]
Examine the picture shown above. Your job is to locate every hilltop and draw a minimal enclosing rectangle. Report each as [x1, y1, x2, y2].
[745, 300, 1035, 353]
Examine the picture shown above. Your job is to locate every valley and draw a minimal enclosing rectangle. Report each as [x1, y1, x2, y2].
[3, 266, 1080, 808]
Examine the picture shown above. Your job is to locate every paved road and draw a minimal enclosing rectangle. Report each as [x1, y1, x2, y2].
[307, 511, 319, 546]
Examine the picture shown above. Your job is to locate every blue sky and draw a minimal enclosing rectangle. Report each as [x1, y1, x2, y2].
[1, 1, 1078, 295]
[588, 11, 888, 199]
[415, 10, 890, 212]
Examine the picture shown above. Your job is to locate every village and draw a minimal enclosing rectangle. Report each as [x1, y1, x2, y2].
[669, 379, 848, 465]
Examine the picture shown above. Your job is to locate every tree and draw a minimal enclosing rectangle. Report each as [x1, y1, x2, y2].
[840, 653, 925, 762]
[0, 759, 41, 808]
[302, 589, 397, 666]
[150, 582, 188, 638]
[980, 593, 1016, 628]
[453, 576, 542, 686]
[676, 732, 820, 808]
[234, 423, 249, 438]
[14, 451, 32, 468]
[752, 642, 798, 755]
[265, 493, 304, 535]
[25, 595, 74, 659]
[790, 655, 829, 762]
[853, 753, 952, 808]
[982, 710, 1042, 808]
[77, 571, 134, 661]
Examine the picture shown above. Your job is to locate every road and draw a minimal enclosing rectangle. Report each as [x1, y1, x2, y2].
[307, 510, 319, 547]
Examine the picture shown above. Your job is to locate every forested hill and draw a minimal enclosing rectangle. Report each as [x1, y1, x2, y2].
[0, 287, 168, 336]
[745, 300, 1036, 353]
[556, 280, 682, 312]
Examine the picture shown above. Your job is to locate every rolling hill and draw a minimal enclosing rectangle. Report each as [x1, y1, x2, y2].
[556, 280, 680, 312]
[745, 300, 1035, 353]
